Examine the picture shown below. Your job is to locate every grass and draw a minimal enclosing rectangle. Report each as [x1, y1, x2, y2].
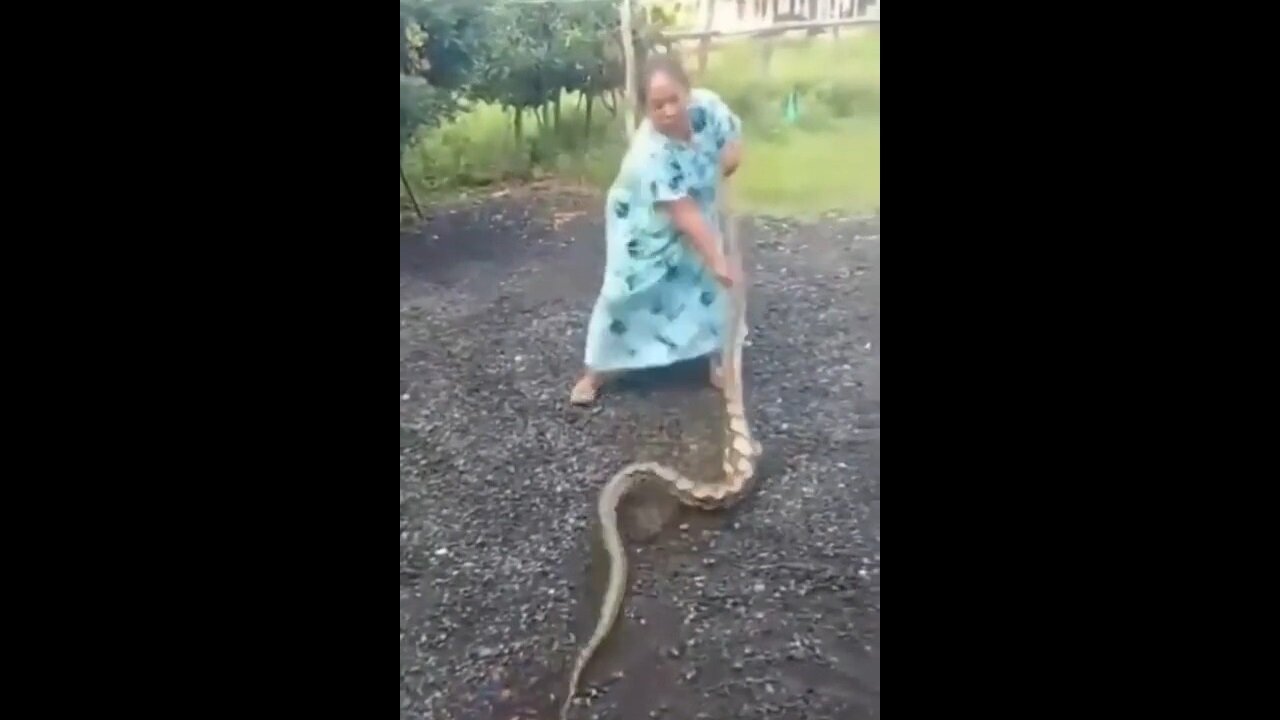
[703, 31, 880, 215]
[400, 100, 627, 194]
[401, 30, 880, 218]
[732, 113, 879, 216]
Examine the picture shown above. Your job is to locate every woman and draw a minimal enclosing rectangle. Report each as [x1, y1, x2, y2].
[571, 54, 745, 405]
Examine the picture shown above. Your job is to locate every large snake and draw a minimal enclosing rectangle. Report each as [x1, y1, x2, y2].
[560, 182, 763, 719]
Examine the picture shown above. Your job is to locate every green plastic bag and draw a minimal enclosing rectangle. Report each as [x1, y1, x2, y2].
[783, 87, 800, 124]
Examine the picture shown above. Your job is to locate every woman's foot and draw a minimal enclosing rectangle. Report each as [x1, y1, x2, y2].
[570, 371, 605, 405]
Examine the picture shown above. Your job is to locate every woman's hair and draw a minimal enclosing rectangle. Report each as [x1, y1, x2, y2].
[638, 52, 690, 104]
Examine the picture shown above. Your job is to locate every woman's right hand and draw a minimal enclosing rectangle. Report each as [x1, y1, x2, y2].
[711, 253, 740, 288]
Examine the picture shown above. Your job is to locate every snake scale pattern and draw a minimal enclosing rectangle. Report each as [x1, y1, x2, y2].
[560, 183, 763, 719]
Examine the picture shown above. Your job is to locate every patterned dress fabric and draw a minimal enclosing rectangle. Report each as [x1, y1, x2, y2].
[584, 88, 742, 372]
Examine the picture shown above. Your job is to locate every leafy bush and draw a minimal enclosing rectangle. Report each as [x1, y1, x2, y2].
[399, 0, 664, 154]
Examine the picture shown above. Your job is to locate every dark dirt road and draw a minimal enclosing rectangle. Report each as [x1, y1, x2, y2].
[400, 186, 880, 720]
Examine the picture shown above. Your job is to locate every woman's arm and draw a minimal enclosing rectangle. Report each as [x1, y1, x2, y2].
[720, 139, 742, 178]
[709, 92, 744, 177]
[664, 198, 736, 287]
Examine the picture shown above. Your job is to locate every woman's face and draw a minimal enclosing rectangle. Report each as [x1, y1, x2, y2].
[645, 71, 690, 137]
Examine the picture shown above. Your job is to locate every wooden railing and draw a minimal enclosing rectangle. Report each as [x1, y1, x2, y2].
[662, 16, 880, 41]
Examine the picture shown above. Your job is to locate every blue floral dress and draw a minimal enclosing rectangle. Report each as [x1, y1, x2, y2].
[584, 88, 742, 373]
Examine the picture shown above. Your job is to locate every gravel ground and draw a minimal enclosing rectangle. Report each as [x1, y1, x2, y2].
[400, 186, 880, 720]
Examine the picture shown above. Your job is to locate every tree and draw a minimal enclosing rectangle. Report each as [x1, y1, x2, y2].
[399, 1, 664, 161]
[399, 0, 490, 153]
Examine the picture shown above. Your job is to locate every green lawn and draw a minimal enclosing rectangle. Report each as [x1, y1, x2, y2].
[700, 31, 880, 216]
[730, 113, 879, 216]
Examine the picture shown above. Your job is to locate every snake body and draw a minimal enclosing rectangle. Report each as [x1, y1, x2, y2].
[560, 186, 761, 719]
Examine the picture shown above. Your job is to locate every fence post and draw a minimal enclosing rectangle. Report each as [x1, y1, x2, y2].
[400, 162, 423, 220]
[697, 0, 718, 73]
[620, 0, 638, 139]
